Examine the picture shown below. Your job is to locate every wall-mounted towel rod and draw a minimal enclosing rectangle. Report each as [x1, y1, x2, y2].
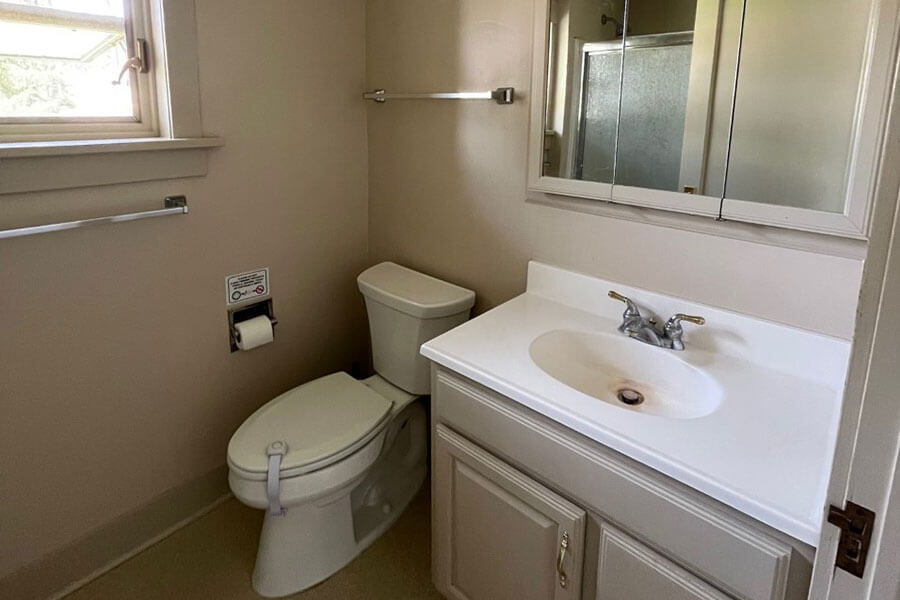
[0, 195, 188, 240]
[363, 87, 515, 105]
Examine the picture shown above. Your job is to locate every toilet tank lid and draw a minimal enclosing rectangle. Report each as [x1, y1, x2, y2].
[358, 262, 475, 319]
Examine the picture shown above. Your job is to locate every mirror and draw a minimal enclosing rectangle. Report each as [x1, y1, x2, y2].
[616, 29, 697, 192]
[543, 0, 626, 183]
[542, 0, 738, 198]
[533, 0, 888, 237]
[616, 0, 734, 196]
[723, 0, 871, 216]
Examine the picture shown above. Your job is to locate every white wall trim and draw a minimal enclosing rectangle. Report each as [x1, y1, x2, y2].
[0, 137, 223, 195]
[153, 0, 205, 138]
[0, 137, 222, 159]
[0, 145, 219, 195]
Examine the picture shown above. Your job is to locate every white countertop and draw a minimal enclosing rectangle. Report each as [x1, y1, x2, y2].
[421, 262, 850, 546]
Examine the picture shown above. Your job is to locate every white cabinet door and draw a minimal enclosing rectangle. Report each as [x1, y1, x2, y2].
[433, 424, 586, 600]
[596, 523, 734, 600]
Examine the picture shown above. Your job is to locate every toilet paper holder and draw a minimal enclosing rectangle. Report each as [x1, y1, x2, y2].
[229, 299, 278, 352]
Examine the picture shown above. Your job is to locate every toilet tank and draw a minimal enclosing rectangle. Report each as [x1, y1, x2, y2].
[358, 262, 475, 395]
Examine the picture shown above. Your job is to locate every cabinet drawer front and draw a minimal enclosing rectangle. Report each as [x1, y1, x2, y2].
[434, 369, 802, 600]
[596, 524, 733, 600]
[434, 424, 586, 600]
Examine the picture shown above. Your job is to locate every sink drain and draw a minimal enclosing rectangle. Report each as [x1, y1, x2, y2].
[617, 388, 645, 406]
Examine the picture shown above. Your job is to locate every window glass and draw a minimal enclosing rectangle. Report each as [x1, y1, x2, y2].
[0, 0, 136, 121]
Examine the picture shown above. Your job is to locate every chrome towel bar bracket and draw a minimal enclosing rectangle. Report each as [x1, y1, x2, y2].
[0, 195, 189, 240]
[363, 87, 515, 105]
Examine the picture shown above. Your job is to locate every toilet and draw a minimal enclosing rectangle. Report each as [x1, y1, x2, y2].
[227, 262, 475, 597]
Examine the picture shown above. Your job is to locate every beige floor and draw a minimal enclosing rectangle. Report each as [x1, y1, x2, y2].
[67, 487, 444, 600]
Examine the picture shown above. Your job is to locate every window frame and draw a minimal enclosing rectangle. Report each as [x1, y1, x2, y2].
[0, 0, 223, 196]
[0, 0, 161, 143]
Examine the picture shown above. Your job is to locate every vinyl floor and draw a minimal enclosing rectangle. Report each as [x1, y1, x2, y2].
[66, 485, 443, 600]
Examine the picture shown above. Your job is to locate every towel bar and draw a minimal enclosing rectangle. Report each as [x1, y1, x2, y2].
[0, 195, 188, 240]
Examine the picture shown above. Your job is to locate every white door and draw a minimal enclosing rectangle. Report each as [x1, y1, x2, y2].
[811, 33, 900, 598]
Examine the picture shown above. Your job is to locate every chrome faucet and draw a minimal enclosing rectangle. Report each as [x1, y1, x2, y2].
[608, 290, 705, 351]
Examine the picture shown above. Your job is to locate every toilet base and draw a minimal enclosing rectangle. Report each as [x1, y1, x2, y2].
[250, 400, 427, 597]
[252, 494, 357, 597]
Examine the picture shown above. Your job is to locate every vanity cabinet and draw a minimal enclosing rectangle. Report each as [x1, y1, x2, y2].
[430, 366, 814, 600]
[595, 524, 732, 600]
[433, 425, 586, 600]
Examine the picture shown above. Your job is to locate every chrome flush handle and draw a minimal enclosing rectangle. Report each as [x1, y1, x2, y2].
[556, 531, 570, 589]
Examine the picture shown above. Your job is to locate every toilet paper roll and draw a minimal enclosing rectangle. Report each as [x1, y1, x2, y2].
[234, 315, 274, 351]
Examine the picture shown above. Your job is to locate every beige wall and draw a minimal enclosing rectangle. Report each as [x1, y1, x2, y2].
[366, 0, 863, 339]
[0, 0, 369, 580]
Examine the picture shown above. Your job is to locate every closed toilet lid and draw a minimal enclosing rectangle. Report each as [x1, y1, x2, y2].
[227, 372, 393, 478]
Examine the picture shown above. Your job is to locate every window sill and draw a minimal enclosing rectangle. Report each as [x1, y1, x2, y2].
[0, 136, 224, 194]
[0, 136, 223, 158]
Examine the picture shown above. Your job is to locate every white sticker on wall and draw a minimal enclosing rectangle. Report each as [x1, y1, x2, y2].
[226, 268, 270, 306]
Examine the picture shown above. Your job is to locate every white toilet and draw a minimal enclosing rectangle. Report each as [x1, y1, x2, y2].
[227, 262, 475, 597]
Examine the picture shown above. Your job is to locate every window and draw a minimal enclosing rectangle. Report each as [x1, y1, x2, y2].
[0, 0, 221, 194]
[0, 0, 158, 141]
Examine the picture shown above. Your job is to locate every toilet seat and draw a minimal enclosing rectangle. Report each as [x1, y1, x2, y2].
[228, 372, 393, 481]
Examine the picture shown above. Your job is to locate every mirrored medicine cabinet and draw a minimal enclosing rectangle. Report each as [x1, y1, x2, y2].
[527, 0, 899, 238]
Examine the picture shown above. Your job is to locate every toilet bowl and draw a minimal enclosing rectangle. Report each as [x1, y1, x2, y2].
[227, 262, 475, 597]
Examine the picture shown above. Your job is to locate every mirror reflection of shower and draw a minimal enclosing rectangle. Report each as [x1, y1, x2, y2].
[600, 13, 629, 38]
[542, 0, 735, 196]
[580, 32, 695, 190]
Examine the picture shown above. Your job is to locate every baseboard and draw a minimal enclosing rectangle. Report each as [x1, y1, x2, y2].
[0, 464, 231, 600]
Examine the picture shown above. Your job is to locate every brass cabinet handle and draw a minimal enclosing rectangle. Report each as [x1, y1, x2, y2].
[556, 531, 569, 589]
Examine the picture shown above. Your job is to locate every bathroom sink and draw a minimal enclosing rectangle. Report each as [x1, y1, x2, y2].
[422, 263, 852, 543]
[529, 329, 722, 419]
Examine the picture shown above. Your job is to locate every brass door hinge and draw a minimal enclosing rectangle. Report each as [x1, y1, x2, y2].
[828, 501, 875, 578]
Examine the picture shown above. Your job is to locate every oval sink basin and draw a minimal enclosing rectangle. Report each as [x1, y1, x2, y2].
[529, 329, 722, 419]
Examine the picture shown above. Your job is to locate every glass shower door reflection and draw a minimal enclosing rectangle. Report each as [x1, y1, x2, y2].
[615, 36, 694, 191]
[576, 47, 623, 184]
[575, 33, 697, 193]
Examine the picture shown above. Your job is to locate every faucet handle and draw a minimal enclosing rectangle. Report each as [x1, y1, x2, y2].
[664, 313, 705, 351]
[608, 290, 640, 317]
[670, 313, 706, 326]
